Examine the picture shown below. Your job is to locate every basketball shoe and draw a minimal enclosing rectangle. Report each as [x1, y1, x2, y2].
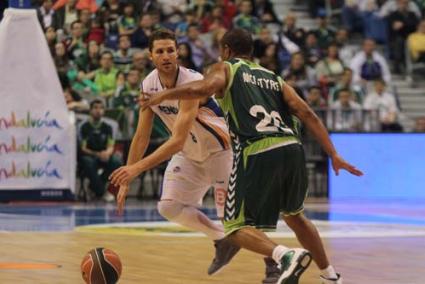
[207, 237, 241, 275]
[320, 273, 343, 284]
[277, 248, 312, 284]
[262, 257, 280, 283]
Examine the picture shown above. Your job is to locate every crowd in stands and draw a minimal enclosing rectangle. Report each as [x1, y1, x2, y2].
[2, 0, 425, 198]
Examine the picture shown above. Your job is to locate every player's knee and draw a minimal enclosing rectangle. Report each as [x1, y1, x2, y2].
[157, 200, 184, 221]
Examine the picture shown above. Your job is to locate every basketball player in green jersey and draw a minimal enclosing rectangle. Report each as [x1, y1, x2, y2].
[140, 29, 363, 284]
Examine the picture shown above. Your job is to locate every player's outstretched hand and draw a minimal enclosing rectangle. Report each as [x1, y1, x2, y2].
[139, 92, 165, 110]
[109, 165, 139, 187]
[116, 185, 129, 216]
[331, 154, 364, 176]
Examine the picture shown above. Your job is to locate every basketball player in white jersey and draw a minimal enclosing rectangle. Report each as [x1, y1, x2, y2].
[109, 29, 239, 275]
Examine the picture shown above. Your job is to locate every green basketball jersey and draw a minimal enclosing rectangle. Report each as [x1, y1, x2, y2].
[217, 58, 298, 151]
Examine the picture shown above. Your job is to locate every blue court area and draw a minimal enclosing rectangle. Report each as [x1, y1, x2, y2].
[1, 199, 425, 232]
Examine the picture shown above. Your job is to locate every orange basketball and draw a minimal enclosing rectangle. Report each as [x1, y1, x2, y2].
[81, 248, 122, 284]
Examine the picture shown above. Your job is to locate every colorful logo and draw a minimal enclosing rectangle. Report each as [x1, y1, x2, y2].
[0, 136, 63, 155]
[0, 161, 62, 182]
[0, 111, 63, 130]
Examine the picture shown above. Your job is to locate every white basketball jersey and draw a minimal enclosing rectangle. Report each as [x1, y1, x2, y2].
[141, 66, 230, 162]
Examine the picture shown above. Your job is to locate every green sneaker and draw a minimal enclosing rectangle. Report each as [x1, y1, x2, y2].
[277, 248, 312, 284]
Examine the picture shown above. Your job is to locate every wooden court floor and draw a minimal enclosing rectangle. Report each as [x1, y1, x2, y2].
[0, 232, 424, 284]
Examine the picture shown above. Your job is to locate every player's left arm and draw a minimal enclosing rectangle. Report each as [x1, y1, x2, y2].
[140, 62, 228, 109]
[109, 99, 200, 186]
[281, 82, 363, 177]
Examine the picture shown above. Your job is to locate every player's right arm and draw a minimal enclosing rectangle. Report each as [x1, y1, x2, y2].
[116, 107, 154, 215]
[281, 83, 363, 177]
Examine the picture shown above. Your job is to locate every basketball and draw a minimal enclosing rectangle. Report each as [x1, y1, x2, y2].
[81, 248, 122, 284]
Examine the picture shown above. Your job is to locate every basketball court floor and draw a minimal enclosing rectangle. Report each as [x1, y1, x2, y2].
[0, 198, 424, 284]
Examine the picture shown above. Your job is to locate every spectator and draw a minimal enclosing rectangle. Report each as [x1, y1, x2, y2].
[209, 27, 227, 62]
[86, 16, 105, 46]
[113, 35, 135, 73]
[177, 42, 197, 70]
[414, 116, 425, 132]
[131, 14, 153, 50]
[37, 0, 61, 30]
[61, 76, 89, 113]
[77, 8, 91, 38]
[387, 0, 420, 73]
[363, 79, 403, 132]
[281, 13, 305, 48]
[94, 51, 119, 98]
[361, 0, 388, 44]
[45, 26, 57, 55]
[335, 28, 359, 66]
[175, 9, 197, 39]
[253, 26, 275, 59]
[330, 88, 363, 131]
[113, 69, 141, 108]
[313, 16, 336, 49]
[253, 0, 280, 24]
[66, 20, 87, 61]
[131, 50, 151, 80]
[315, 43, 345, 89]
[54, 42, 72, 79]
[303, 31, 323, 67]
[284, 73, 306, 100]
[307, 0, 326, 17]
[233, 0, 261, 34]
[329, 67, 365, 104]
[342, 0, 366, 33]
[306, 86, 327, 108]
[181, 24, 214, 71]
[379, 0, 422, 18]
[200, 5, 228, 33]
[53, 0, 78, 33]
[118, 2, 137, 36]
[281, 52, 317, 92]
[350, 39, 391, 87]
[75, 40, 101, 80]
[79, 99, 122, 201]
[259, 43, 280, 73]
[407, 20, 425, 62]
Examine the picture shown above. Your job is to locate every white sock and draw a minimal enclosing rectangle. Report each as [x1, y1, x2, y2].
[272, 245, 289, 264]
[173, 206, 225, 240]
[321, 265, 338, 279]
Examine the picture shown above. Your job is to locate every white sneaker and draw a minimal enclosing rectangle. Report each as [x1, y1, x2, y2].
[320, 273, 343, 284]
[277, 248, 312, 284]
[102, 191, 115, 203]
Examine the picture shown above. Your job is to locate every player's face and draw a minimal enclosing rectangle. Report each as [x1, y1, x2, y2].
[150, 39, 178, 73]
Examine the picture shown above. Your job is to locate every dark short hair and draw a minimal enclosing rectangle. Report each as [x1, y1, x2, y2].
[337, 88, 351, 96]
[100, 50, 113, 59]
[90, 99, 104, 109]
[308, 85, 321, 92]
[220, 28, 253, 57]
[148, 29, 177, 51]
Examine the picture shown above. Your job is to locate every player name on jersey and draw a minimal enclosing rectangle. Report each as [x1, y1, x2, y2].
[242, 72, 280, 91]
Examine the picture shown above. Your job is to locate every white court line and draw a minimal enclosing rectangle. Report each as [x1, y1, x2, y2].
[76, 220, 425, 238]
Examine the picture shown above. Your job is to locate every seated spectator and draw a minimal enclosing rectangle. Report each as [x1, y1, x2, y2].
[330, 88, 363, 131]
[60, 75, 89, 113]
[282, 52, 317, 92]
[94, 51, 119, 98]
[350, 38, 391, 88]
[313, 15, 336, 49]
[181, 24, 214, 71]
[200, 5, 229, 33]
[281, 13, 305, 48]
[45, 26, 57, 55]
[335, 28, 359, 66]
[113, 68, 141, 109]
[387, 0, 420, 73]
[158, 0, 187, 27]
[363, 79, 403, 132]
[75, 40, 101, 81]
[315, 43, 345, 89]
[175, 9, 197, 39]
[329, 67, 365, 104]
[303, 32, 323, 67]
[253, 0, 280, 24]
[283, 73, 306, 100]
[253, 26, 275, 59]
[177, 42, 197, 70]
[65, 20, 86, 61]
[414, 116, 425, 132]
[118, 2, 137, 36]
[86, 16, 105, 46]
[131, 14, 153, 50]
[259, 43, 280, 73]
[209, 27, 227, 62]
[37, 0, 61, 30]
[54, 42, 73, 79]
[306, 86, 327, 108]
[307, 0, 326, 17]
[233, 0, 261, 34]
[79, 99, 122, 201]
[113, 35, 135, 73]
[408, 20, 425, 63]
[131, 50, 151, 80]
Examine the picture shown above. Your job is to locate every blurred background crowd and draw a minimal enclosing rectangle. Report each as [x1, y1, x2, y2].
[1, 0, 424, 201]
